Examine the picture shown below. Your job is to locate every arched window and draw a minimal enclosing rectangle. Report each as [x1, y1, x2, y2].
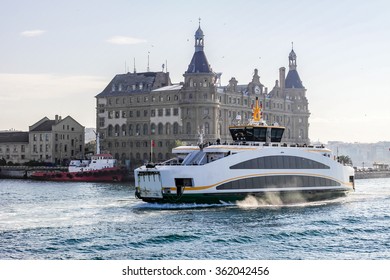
[158, 123, 163, 135]
[121, 124, 127, 136]
[108, 125, 113, 137]
[173, 122, 179, 135]
[143, 124, 148, 135]
[143, 153, 148, 161]
[165, 123, 171, 135]
[158, 153, 163, 161]
[136, 124, 141, 135]
[150, 123, 156, 135]
[186, 122, 191, 134]
[128, 124, 133, 136]
[114, 125, 120, 136]
[114, 153, 120, 160]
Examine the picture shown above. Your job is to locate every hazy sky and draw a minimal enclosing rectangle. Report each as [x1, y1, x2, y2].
[1, 0, 390, 143]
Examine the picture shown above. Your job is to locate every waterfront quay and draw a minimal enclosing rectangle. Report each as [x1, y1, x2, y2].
[1, 165, 389, 181]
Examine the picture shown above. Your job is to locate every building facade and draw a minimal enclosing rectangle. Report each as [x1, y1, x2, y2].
[96, 25, 310, 169]
[0, 131, 30, 164]
[29, 115, 85, 164]
[1, 115, 85, 165]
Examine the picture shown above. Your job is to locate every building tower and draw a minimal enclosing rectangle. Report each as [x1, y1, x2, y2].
[282, 45, 310, 143]
[181, 22, 219, 143]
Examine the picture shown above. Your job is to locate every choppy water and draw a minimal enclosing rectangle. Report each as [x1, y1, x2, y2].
[0, 178, 389, 259]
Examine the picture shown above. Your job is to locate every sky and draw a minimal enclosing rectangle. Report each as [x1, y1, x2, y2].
[1, 0, 390, 143]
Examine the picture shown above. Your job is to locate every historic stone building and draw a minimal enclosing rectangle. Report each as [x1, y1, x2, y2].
[1, 115, 85, 165]
[95, 25, 310, 169]
[0, 131, 30, 164]
[29, 115, 85, 164]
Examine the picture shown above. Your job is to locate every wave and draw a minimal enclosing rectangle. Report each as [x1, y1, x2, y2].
[132, 201, 235, 210]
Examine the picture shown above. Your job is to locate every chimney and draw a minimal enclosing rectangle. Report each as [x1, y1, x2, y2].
[279, 67, 286, 89]
[55, 115, 59, 123]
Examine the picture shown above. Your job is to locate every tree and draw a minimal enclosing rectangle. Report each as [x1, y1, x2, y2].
[338, 155, 353, 166]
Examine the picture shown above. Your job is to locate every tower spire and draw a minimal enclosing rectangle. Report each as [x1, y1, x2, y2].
[195, 19, 204, 52]
[289, 43, 297, 70]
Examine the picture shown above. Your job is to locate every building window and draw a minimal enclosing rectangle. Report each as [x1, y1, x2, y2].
[158, 123, 163, 135]
[204, 122, 210, 134]
[151, 109, 156, 117]
[143, 124, 148, 135]
[144, 110, 148, 117]
[99, 117, 105, 128]
[128, 125, 133, 136]
[166, 123, 171, 135]
[108, 125, 113, 137]
[158, 109, 163, 117]
[115, 125, 120, 136]
[166, 108, 171, 116]
[173, 108, 179, 116]
[151, 123, 156, 135]
[173, 122, 179, 135]
[186, 122, 191, 134]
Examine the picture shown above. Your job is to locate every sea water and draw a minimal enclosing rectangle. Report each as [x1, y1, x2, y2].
[0, 178, 389, 260]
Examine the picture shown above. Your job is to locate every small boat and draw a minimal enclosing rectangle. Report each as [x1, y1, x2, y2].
[31, 154, 125, 182]
[134, 98, 355, 204]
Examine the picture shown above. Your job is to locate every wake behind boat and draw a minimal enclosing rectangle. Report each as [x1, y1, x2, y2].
[134, 98, 355, 204]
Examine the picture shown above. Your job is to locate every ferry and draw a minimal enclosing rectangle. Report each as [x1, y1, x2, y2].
[134, 99, 355, 204]
[30, 153, 125, 182]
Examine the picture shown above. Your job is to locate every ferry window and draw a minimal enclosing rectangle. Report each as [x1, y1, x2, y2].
[216, 175, 340, 190]
[270, 128, 284, 142]
[230, 156, 330, 170]
[253, 127, 267, 142]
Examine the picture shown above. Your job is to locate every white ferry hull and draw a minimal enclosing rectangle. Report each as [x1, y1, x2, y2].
[135, 146, 355, 204]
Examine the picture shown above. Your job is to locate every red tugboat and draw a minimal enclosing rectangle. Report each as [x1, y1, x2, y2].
[31, 154, 125, 182]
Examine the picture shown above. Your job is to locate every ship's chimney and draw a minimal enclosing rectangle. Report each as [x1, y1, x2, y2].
[279, 67, 286, 89]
